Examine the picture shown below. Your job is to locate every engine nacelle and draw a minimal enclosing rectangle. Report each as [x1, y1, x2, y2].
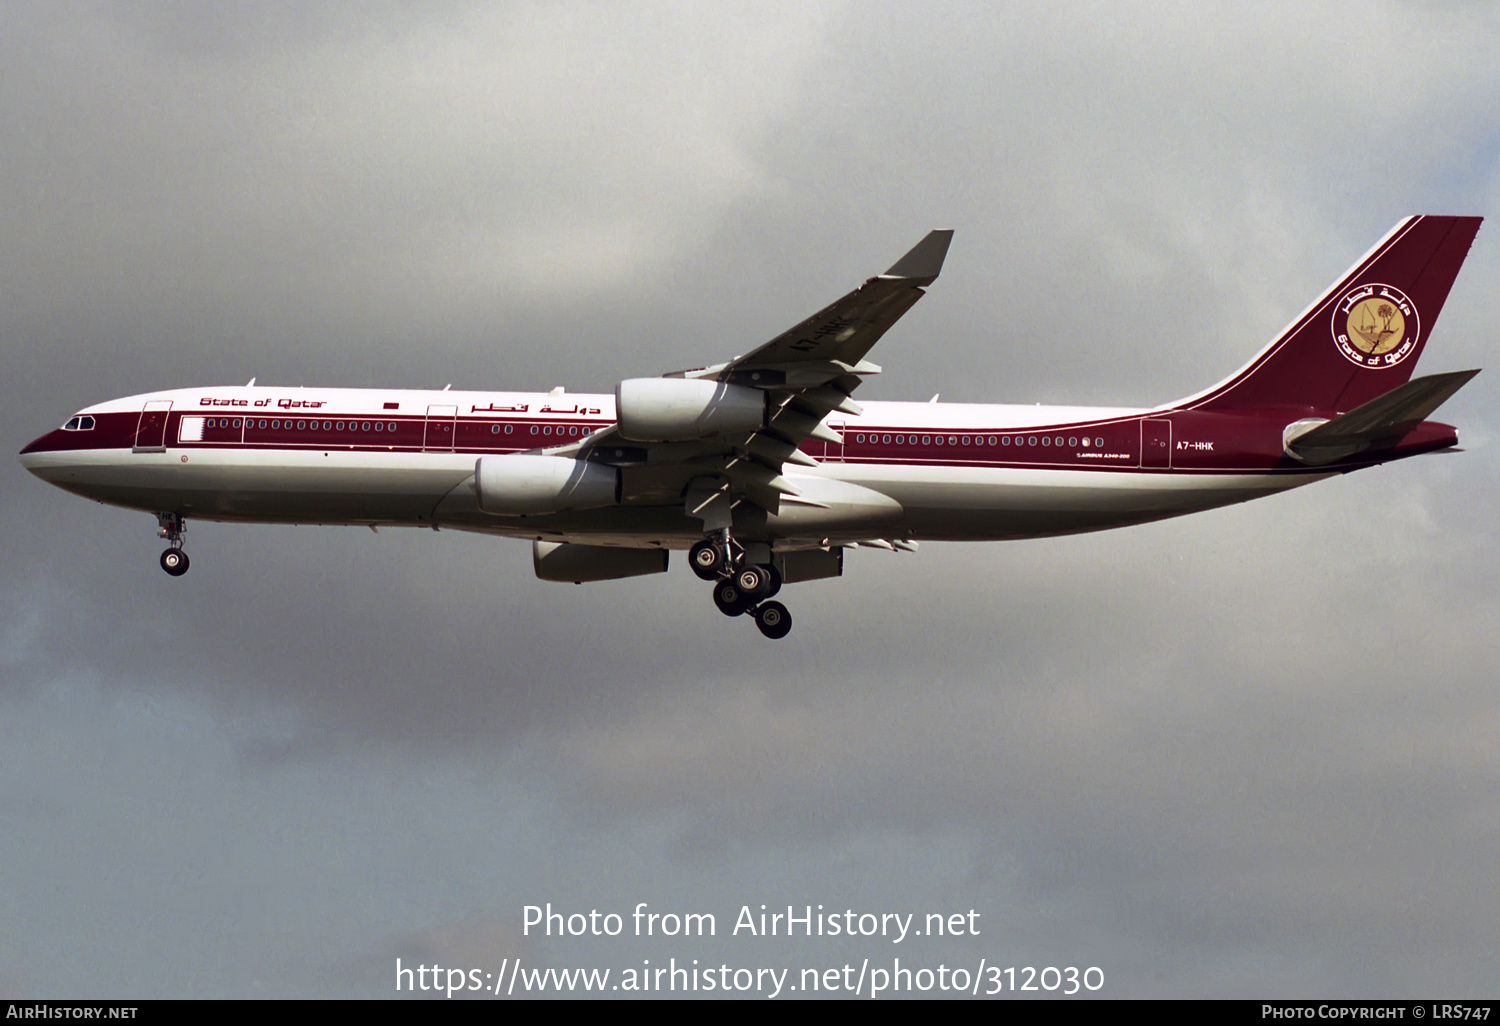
[533, 541, 668, 583]
[615, 377, 766, 442]
[474, 455, 618, 515]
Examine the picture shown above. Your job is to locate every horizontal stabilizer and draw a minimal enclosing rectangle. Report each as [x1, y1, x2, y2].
[1286, 369, 1479, 465]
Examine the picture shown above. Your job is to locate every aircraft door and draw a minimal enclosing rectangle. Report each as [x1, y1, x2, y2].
[133, 400, 173, 453]
[822, 431, 842, 463]
[1141, 419, 1172, 469]
[424, 405, 457, 451]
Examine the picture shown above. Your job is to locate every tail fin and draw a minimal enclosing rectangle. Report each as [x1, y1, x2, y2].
[1189, 216, 1481, 415]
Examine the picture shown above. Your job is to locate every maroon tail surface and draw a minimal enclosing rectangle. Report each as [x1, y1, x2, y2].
[1190, 215, 1482, 416]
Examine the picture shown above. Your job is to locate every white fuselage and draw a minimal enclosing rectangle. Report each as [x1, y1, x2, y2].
[20, 385, 1331, 549]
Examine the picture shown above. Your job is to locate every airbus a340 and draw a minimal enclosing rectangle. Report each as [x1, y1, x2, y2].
[20, 216, 1482, 638]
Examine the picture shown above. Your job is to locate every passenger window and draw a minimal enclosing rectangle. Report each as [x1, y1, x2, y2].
[1027, 436, 1036, 446]
[1095, 437, 1104, 447]
[374, 422, 383, 432]
[1068, 437, 1077, 446]
[505, 425, 513, 435]
[388, 423, 396, 432]
[921, 436, 930, 445]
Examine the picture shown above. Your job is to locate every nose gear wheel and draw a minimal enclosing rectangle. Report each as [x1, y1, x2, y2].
[155, 512, 189, 576]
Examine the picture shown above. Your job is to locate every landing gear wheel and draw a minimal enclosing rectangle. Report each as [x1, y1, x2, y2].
[754, 601, 792, 639]
[712, 580, 755, 617]
[735, 565, 772, 600]
[761, 564, 782, 600]
[690, 539, 727, 581]
[160, 549, 190, 576]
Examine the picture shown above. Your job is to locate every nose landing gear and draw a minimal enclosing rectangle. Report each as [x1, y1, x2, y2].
[156, 512, 189, 576]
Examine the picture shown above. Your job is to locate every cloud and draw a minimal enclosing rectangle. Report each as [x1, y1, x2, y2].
[3, 0, 1499, 997]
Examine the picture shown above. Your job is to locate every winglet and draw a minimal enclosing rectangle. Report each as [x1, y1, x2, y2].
[881, 230, 954, 285]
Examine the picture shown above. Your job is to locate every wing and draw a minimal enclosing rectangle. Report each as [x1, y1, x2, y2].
[550, 231, 954, 533]
[707, 227, 955, 377]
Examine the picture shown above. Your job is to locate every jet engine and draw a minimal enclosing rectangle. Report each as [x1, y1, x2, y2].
[474, 454, 618, 515]
[533, 541, 669, 583]
[615, 378, 766, 442]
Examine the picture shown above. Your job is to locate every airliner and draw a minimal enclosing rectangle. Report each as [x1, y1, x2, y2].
[19, 216, 1482, 638]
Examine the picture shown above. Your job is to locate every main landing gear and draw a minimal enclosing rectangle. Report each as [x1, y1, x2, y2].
[691, 536, 792, 639]
[156, 512, 189, 577]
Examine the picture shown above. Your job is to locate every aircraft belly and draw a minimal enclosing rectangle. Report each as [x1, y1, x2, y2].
[828, 464, 1328, 540]
[20, 448, 472, 523]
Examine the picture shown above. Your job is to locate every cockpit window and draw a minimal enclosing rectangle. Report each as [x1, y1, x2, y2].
[62, 416, 95, 431]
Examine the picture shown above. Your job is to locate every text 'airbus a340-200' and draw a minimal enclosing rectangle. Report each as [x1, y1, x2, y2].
[20, 216, 1483, 638]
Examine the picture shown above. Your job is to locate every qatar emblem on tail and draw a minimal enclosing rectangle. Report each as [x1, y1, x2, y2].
[20, 216, 1483, 638]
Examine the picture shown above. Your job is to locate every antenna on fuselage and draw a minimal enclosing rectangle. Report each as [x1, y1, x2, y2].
[246, 377, 256, 387]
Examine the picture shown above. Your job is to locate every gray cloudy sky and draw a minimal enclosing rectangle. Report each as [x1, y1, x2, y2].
[4, 0, 1500, 999]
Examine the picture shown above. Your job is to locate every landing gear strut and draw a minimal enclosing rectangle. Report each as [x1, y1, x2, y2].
[695, 532, 791, 637]
[157, 512, 189, 576]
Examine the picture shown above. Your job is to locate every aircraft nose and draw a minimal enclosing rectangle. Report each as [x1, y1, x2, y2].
[20, 431, 58, 456]
[18, 428, 67, 476]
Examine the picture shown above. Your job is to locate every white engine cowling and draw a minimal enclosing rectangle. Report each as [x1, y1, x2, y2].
[474, 455, 618, 515]
[533, 541, 668, 583]
[615, 378, 766, 442]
